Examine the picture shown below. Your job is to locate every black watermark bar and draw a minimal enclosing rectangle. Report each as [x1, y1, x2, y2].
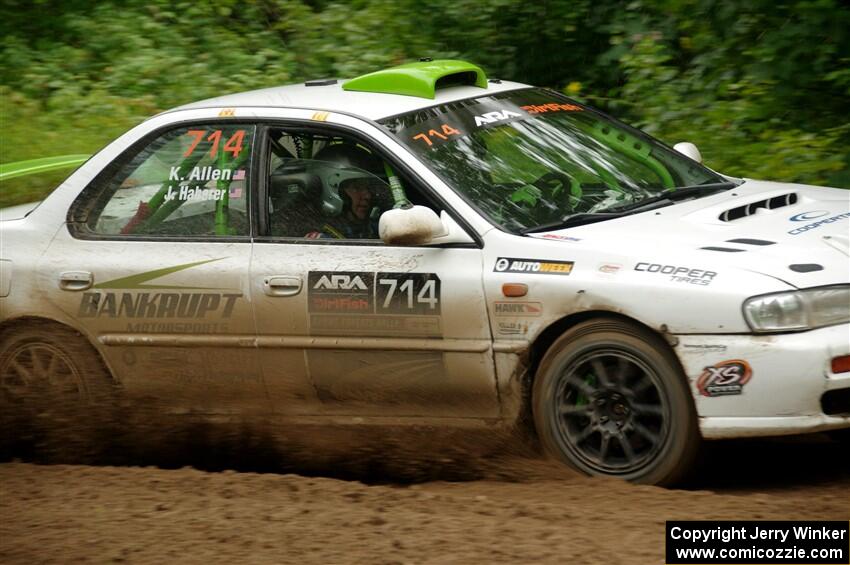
[666, 521, 849, 564]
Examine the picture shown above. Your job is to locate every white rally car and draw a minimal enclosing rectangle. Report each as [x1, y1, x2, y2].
[1, 59, 848, 484]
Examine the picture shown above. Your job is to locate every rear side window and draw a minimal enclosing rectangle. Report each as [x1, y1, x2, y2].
[86, 124, 254, 237]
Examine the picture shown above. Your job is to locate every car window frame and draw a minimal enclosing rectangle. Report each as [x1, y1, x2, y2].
[67, 118, 260, 243]
[252, 119, 482, 249]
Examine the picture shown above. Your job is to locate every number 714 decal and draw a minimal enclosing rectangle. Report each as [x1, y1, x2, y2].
[376, 273, 440, 315]
[308, 271, 441, 315]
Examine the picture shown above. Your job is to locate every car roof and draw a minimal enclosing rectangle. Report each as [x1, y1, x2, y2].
[169, 60, 534, 121]
[170, 78, 530, 122]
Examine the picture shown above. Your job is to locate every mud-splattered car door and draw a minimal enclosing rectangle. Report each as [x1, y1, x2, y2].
[251, 243, 498, 419]
[40, 122, 268, 416]
[251, 125, 498, 419]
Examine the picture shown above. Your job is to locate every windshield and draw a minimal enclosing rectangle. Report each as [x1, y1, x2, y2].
[380, 88, 726, 233]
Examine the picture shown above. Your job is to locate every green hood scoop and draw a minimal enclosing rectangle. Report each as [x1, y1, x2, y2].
[343, 59, 488, 99]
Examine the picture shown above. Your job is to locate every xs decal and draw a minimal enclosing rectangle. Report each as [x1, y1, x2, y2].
[697, 360, 752, 397]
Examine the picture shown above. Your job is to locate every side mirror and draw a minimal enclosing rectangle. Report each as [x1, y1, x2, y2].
[379, 206, 474, 246]
[433, 211, 475, 245]
[673, 142, 702, 163]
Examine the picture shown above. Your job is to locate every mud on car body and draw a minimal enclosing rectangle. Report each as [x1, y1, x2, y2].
[1, 60, 848, 485]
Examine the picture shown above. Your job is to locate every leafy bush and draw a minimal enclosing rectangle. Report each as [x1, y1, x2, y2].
[1, 0, 847, 207]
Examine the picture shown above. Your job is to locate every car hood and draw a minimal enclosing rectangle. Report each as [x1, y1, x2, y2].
[0, 201, 41, 221]
[534, 179, 850, 288]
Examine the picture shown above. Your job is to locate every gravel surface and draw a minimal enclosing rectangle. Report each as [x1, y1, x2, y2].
[1, 433, 847, 564]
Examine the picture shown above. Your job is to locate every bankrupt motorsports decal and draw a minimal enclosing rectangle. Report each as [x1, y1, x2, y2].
[494, 257, 573, 275]
[697, 359, 752, 397]
[78, 258, 243, 323]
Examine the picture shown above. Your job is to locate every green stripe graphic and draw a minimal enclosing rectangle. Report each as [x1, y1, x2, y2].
[94, 258, 228, 290]
[0, 155, 90, 181]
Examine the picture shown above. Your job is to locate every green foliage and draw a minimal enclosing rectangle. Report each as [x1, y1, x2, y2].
[0, 0, 848, 207]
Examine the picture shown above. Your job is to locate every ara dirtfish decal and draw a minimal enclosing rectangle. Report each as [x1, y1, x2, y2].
[307, 271, 440, 315]
[697, 360, 752, 397]
[308, 271, 442, 337]
[473, 109, 522, 127]
[520, 102, 582, 115]
[494, 257, 573, 275]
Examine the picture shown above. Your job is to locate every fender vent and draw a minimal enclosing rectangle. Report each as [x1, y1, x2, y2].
[719, 193, 798, 222]
[821, 388, 850, 416]
[726, 238, 776, 246]
[700, 246, 746, 252]
[789, 263, 824, 273]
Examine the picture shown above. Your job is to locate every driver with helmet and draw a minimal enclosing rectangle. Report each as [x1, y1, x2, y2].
[304, 143, 389, 239]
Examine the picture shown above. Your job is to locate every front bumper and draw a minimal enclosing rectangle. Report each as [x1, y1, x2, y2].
[675, 324, 850, 439]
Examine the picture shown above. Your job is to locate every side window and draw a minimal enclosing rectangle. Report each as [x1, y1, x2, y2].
[265, 128, 435, 241]
[87, 124, 254, 237]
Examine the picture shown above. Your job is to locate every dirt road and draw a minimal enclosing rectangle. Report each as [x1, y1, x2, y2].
[1, 432, 847, 564]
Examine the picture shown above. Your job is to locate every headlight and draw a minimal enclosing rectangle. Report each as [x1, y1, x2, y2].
[743, 285, 850, 332]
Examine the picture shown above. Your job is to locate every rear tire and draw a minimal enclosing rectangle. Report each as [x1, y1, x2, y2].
[532, 318, 700, 485]
[0, 322, 116, 406]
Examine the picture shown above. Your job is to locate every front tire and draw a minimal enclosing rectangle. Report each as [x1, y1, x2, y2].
[532, 318, 699, 485]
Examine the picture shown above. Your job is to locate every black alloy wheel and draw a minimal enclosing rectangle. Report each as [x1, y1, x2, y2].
[533, 318, 700, 485]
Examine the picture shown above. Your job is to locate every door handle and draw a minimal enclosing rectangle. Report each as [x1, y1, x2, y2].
[263, 275, 302, 297]
[59, 271, 93, 291]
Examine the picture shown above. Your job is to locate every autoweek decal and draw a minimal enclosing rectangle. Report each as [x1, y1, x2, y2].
[696, 359, 752, 397]
[494, 258, 574, 275]
[77, 258, 242, 321]
[308, 271, 441, 337]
